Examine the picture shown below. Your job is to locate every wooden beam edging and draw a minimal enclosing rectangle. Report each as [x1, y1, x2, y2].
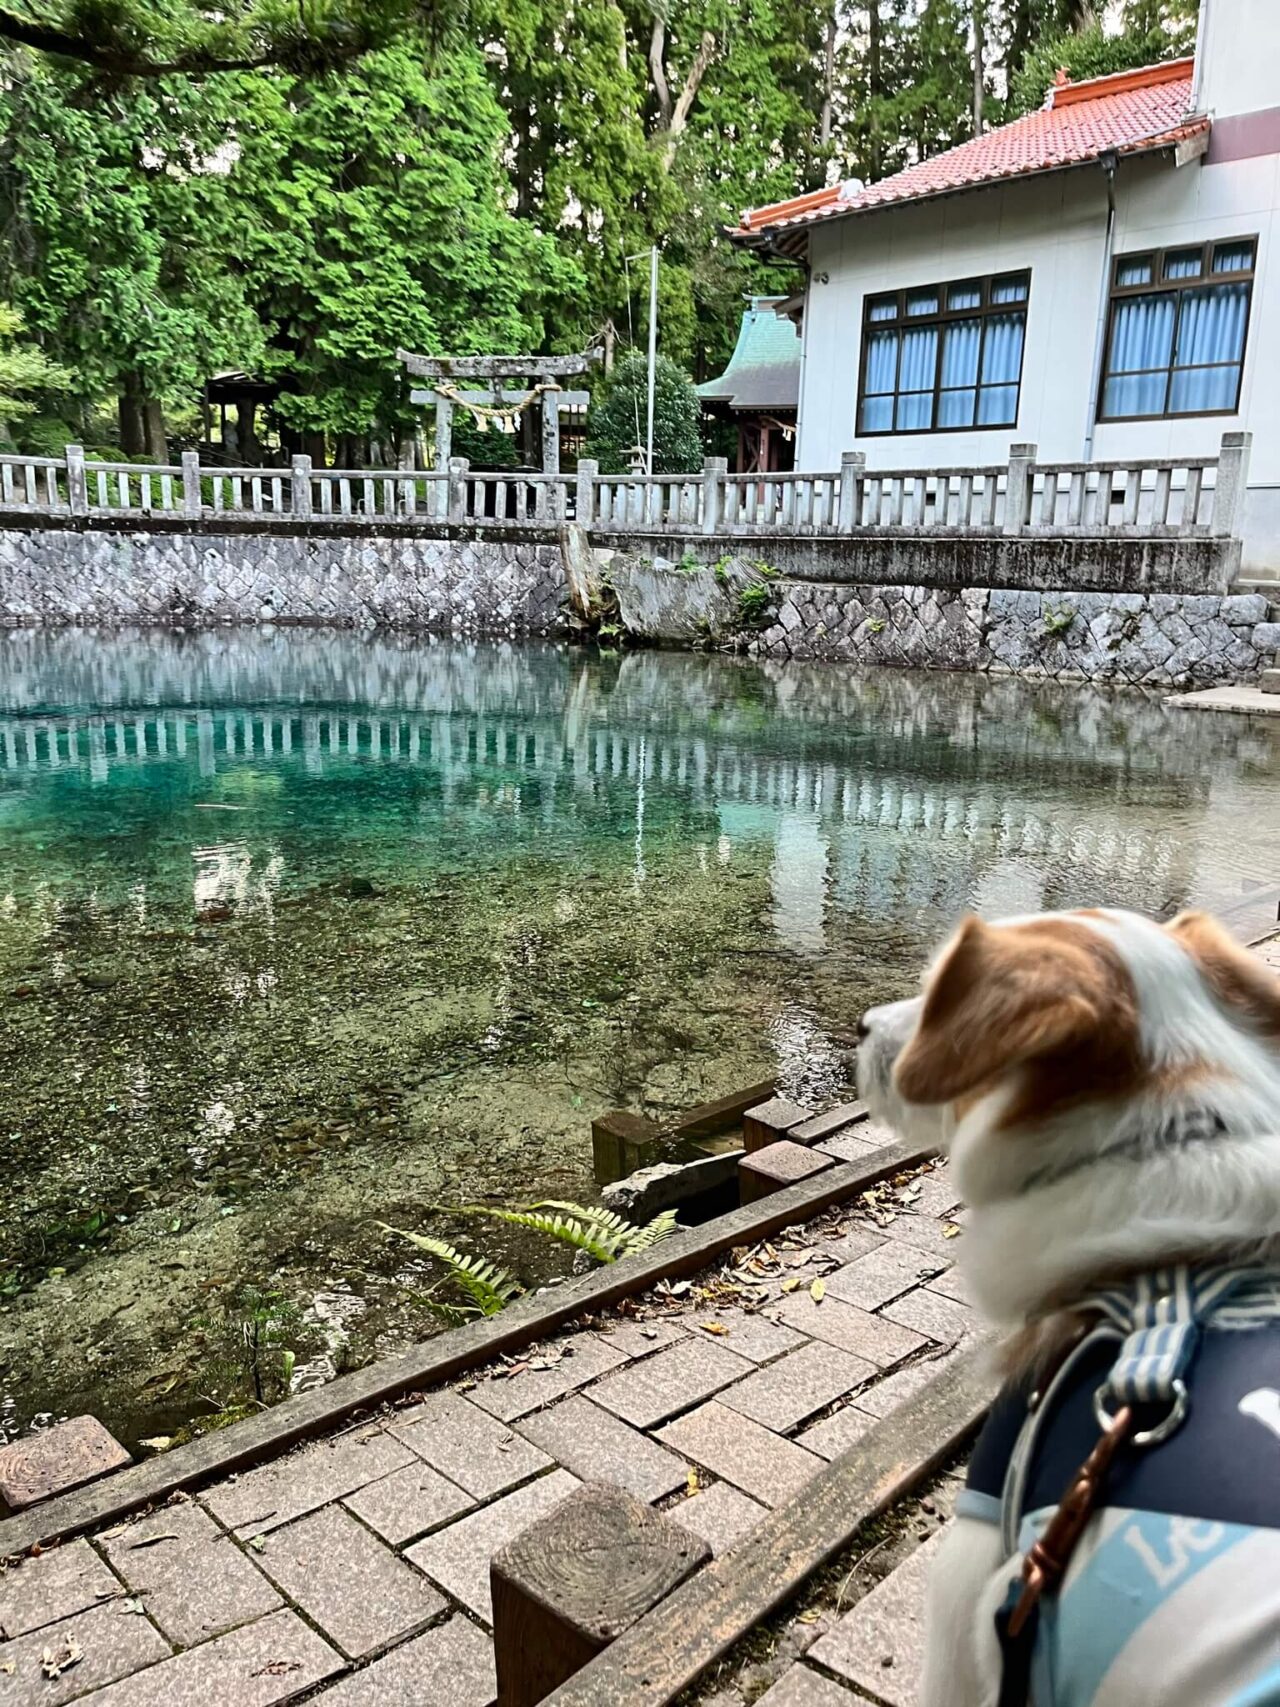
[545, 1342, 997, 1707]
[0, 1141, 935, 1558]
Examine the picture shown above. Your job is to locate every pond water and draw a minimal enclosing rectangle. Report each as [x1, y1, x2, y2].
[1, 629, 1277, 1450]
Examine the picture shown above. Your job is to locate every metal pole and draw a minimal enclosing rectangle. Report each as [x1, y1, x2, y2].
[646, 246, 658, 475]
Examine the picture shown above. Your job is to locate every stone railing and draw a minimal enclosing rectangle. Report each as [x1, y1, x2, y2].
[0, 431, 1251, 545]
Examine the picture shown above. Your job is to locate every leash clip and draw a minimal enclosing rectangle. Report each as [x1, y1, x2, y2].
[1094, 1376, 1188, 1446]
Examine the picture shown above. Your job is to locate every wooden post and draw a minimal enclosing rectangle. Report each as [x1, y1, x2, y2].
[739, 1140, 834, 1204]
[591, 1110, 663, 1183]
[1003, 442, 1036, 537]
[542, 386, 561, 477]
[181, 450, 202, 518]
[576, 457, 597, 528]
[838, 450, 865, 532]
[291, 454, 313, 520]
[448, 457, 469, 524]
[64, 444, 88, 517]
[741, 1096, 811, 1155]
[1211, 430, 1252, 538]
[491, 1483, 710, 1707]
[701, 456, 726, 535]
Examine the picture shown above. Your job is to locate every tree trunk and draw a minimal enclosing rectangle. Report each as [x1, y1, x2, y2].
[143, 396, 167, 462]
[867, 0, 884, 179]
[236, 398, 260, 464]
[304, 429, 327, 466]
[820, 8, 838, 148]
[972, 0, 985, 135]
[118, 374, 146, 456]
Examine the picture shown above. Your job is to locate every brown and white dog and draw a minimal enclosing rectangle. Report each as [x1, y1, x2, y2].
[856, 907, 1280, 1707]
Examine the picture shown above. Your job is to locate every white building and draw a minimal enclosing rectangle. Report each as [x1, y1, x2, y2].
[730, 0, 1280, 573]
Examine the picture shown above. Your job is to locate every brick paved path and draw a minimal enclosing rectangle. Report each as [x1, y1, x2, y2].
[0, 1118, 974, 1706]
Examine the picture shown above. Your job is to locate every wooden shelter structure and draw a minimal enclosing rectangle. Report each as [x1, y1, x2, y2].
[696, 299, 801, 475]
[398, 349, 602, 475]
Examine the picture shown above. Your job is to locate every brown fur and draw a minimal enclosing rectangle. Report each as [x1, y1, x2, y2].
[1166, 910, 1280, 1039]
[893, 914, 1144, 1128]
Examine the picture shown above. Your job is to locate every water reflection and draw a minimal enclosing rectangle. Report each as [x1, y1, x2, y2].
[0, 628, 1276, 1445]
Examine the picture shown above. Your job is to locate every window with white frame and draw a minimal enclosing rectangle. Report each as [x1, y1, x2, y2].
[1098, 237, 1255, 420]
[857, 271, 1029, 436]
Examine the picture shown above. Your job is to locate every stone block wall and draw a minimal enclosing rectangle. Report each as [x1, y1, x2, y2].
[0, 524, 566, 636]
[745, 583, 1278, 688]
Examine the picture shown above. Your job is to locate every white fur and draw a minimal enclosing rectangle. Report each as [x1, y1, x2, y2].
[859, 908, 1280, 1707]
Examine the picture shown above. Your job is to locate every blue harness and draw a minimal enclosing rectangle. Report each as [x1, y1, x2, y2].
[973, 1264, 1280, 1705]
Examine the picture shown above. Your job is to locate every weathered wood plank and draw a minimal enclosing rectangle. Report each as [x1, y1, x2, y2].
[0, 1141, 934, 1557]
[667, 1079, 776, 1143]
[544, 1343, 995, 1707]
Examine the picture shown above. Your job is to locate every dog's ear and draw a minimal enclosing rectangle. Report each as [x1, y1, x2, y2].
[893, 915, 1108, 1106]
[1166, 910, 1280, 1037]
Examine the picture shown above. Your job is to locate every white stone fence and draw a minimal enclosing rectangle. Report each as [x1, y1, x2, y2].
[0, 432, 1251, 544]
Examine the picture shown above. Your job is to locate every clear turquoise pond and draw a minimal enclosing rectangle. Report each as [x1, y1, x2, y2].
[1, 629, 1276, 1448]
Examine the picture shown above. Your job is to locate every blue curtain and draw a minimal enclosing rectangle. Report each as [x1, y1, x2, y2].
[860, 330, 897, 431]
[1102, 293, 1175, 416]
[1168, 282, 1249, 413]
[977, 313, 1025, 424]
[938, 320, 980, 426]
[895, 326, 937, 429]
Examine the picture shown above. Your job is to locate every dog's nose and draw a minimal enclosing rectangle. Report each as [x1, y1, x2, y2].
[856, 1015, 871, 1041]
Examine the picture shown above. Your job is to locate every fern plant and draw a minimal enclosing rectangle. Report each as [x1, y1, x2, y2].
[379, 1200, 678, 1325]
[376, 1225, 524, 1326]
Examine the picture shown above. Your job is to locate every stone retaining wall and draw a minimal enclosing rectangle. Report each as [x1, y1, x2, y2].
[745, 583, 1279, 687]
[0, 523, 565, 635]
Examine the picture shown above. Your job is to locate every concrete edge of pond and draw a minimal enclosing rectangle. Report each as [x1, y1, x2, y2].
[544, 1339, 997, 1707]
[0, 1140, 936, 1558]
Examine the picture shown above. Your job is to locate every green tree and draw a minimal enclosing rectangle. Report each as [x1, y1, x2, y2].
[1008, 2, 1198, 116]
[0, 57, 262, 456]
[0, 302, 70, 435]
[222, 32, 580, 459]
[586, 351, 703, 473]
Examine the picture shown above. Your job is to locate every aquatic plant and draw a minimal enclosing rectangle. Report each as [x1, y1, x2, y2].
[379, 1199, 679, 1324]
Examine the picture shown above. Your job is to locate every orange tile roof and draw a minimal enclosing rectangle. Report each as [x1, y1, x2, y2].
[734, 58, 1207, 243]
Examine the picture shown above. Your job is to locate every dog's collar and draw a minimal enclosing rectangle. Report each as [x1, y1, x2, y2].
[1018, 1107, 1231, 1197]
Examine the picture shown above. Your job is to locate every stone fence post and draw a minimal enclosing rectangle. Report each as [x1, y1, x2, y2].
[701, 456, 727, 535]
[1211, 431, 1252, 539]
[447, 457, 470, 525]
[291, 454, 313, 521]
[65, 444, 88, 517]
[576, 458, 597, 528]
[181, 451, 202, 518]
[1003, 442, 1037, 537]
[837, 450, 866, 532]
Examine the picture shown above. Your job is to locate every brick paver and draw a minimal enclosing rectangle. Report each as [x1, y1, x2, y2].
[774, 1292, 925, 1367]
[342, 1461, 473, 1547]
[671, 1484, 767, 1555]
[100, 1501, 281, 1647]
[388, 1392, 552, 1500]
[516, 1394, 688, 1503]
[0, 1600, 170, 1707]
[808, 1523, 950, 1706]
[657, 1402, 821, 1507]
[9, 1143, 983, 1707]
[591, 1337, 755, 1429]
[311, 1615, 496, 1706]
[406, 1469, 579, 1622]
[719, 1341, 875, 1433]
[465, 1331, 627, 1424]
[823, 1240, 946, 1311]
[74, 1607, 341, 1707]
[202, 1428, 413, 1537]
[0, 1537, 121, 1638]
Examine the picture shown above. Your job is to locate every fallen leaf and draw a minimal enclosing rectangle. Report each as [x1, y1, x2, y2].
[780, 1277, 802, 1294]
[41, 1640, 82, 1680]
[686, 1468, 701, 1494]
[252, 1660, 302, 1678]
[810, 1279, 826, 1304]
[797, 1609, 822, 1625]
[137, 1439, 173, 1456]
[246, 1535, 267, 1554]
[641, 1327, 659, 1341]
[699, 1322, 729, 1337]
[943, 1223, 961, 1239]
[0, 1660, 14, 1673]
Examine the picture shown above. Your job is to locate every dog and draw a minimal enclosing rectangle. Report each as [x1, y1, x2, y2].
[857, 907, 1280, 1707]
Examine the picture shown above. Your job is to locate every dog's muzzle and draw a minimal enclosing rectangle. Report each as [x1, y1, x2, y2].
[856, 995, 950, 1150]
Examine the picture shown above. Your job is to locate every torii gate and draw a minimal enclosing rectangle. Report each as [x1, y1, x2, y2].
[397, 349, 602, 476]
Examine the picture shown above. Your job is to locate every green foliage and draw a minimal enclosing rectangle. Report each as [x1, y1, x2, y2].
[378, 1224, 525, 1323]
[0, 302, 70, 426]
[737, 579, 774, 625]
[1043, 605, 1076, 636]
[1009, 17, 1190, 116]
[586, 353, 703, 475]
[196, 1284, 305, 1408]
